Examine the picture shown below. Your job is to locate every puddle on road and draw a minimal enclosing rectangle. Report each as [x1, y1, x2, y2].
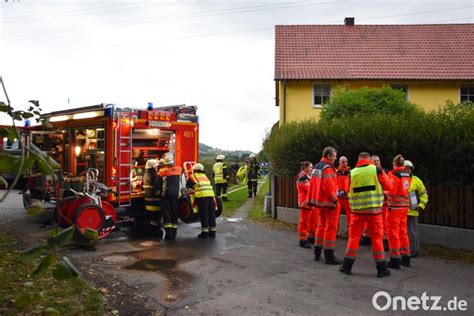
[125, 258, 194, 291]
[99, 254, 135, 265]
[224, 218, 244, 222]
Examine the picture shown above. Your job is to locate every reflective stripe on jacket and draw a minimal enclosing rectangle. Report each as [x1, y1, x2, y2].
[144, 168, 161, 212]
[193, 172, 215, 198]
[307, 158, 338, 209]
[213, 162, 228, 184]
[349, 164, 384, 214]
[337, 166, 350, 199]
[387, 166, 412, 209]
[408, 175, 428, 216]
[296, 171, 311, 209]
[157, 165, 183, 199]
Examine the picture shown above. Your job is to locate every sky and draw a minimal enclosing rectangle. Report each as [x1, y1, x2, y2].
[1, 0, 473, 152]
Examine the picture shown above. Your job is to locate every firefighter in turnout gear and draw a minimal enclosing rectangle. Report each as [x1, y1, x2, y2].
[339, 152, 393, 278]
[157, 152, 183, 240]
[190, 163, 217, 238]
[143, 159, 163, 238]
[387, 154, 412, 269]
[307, 147, 342, 265]
[246, 154, 260, 198]
[213, 154, 230, 201]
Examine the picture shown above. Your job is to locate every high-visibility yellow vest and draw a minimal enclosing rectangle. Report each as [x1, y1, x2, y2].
[213, 162, 227, 184]
[194, 173, 215, 198]
[408, 175, 428, 217]
[348, 164, 384, 214]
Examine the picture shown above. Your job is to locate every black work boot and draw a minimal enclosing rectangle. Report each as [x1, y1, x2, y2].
[314, 246, 322, 261]
[307, 236, 315, 245]
[387, 257, 401, 269]
[172, 227, 177, 240]
[376, 261, 391, 278]
[164, 228, 173, 240]
[401, 255, 411, 267]
[339, 258, 355, 275]
[222, 196, 229, 202]
[208, 230, 216, 238]
[299, 240, 311, 249]
[324, 249, 343, 265]
[197, 231, 209, 239]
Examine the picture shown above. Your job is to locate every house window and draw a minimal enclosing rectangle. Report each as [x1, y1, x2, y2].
[460, 87, 474, 102]
[391, 85, 408, 101]
[313, 85, 331, 107]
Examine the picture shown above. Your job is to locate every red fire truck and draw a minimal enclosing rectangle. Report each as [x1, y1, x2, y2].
[21, 103, 215, 238]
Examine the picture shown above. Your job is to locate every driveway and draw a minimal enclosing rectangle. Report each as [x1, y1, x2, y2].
[1, 192, 473, 315]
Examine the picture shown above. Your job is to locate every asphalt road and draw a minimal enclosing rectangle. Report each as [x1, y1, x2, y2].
[1, 192, 473, 315]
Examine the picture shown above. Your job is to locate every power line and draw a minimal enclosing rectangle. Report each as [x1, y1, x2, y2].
[1, 1, 195, 24]
[2, 1, 342, 37]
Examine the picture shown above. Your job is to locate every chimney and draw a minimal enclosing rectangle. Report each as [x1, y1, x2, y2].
[344, 17, 355, 26]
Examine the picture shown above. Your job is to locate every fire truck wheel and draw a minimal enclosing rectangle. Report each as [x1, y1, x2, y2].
[73, 203, 105, 240]
[215, 197, 223, 218]
[22, 189, 32, 209]
[55, 196, 75, 228]
[178, 198, 194, 223]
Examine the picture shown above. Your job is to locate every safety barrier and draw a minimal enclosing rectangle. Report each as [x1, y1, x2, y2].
[273, 176, 474, 229]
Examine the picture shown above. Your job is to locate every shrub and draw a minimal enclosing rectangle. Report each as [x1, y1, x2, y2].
[320, 86, 419, 120]
[263, 102, 474, 185]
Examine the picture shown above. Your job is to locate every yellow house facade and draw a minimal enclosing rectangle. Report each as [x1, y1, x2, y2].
[277, 79, 474, 124]
[275, 21, 474, 125]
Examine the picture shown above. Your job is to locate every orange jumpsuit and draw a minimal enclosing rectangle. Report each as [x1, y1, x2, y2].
[307, 158, 339, 250]
[337, 166, 351, 231]
[387, 166, 412, 259]
[344, 159, 392, 263]
[296, 171, 319, 240]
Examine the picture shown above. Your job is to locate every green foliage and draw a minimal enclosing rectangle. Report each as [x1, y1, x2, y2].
[21, 226, 78, 281]
[320, 86, 419, 120]
[264, 102, 474, 185]
[248, 178, 270, 221]
[0, 232, 105, 315]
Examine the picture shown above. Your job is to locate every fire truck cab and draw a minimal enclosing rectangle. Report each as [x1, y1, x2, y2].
[24, 103, 199, 216]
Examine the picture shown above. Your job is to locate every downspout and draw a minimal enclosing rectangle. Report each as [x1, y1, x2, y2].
[283, 80, 287, 125]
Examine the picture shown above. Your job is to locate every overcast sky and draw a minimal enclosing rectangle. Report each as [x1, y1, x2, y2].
[1, 0, 473, 152]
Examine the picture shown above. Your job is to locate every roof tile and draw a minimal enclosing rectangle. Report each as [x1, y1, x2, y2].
[275, 24, 474, 80]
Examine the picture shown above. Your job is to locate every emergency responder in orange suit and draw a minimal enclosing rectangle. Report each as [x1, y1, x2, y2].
[387, 154, 412, 269]
[337, 156, 351, 233]
[157, 152, 183, 240]
[296, 161, 319, 249]
[372, 155, 390, 251]
[307, 147, 341, 264]
[340, 152, 393, 278]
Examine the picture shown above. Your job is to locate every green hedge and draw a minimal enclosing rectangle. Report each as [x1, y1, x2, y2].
[320, 86, 419, 120]
[263, 102, 474, 185]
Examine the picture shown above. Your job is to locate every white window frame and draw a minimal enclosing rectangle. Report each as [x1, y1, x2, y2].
[390, 84, 409, 101]
[313, 84, 331, 108]
[460, 86, 474, 103]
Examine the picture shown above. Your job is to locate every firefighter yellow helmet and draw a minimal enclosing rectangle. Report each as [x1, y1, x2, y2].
[145, 159, 158, 169]
[161, 152, 175, 165]
[192, 163, 205, 171]
[216, 154, 225, 161]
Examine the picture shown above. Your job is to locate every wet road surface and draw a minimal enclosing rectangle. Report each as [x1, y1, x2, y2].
[1, 192, 473, 315]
